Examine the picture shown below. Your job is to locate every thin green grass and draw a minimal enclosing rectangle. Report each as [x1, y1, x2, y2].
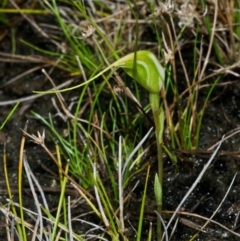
[51, 151, 69, 241]
[0, 8, 49, 14]
[137, 164, 150, 241]
[0, 102, 19, 130]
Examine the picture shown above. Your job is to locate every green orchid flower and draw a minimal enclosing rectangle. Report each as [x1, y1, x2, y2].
[115, 50, 165, 94]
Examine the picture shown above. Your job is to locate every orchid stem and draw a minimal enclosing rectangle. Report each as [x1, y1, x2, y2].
[149, 92, 164, 240]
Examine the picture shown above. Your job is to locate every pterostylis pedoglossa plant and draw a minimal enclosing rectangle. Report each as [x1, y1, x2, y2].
[115, 51, 165, 240]
[35, 50, 165, 239]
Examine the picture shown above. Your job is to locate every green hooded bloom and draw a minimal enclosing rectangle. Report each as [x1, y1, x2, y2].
[115, 50, 165, 94]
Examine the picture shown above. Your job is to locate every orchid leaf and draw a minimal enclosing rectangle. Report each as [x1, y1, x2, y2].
[154, 173, 162, 206]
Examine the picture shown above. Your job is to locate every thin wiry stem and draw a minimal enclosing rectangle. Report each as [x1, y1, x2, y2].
[0, 79, 75, 106]
[68, 196, 73, 241]
[118, 136, 124, 231]
[18, 121, 28, 241]
[23, 154, 43, 241]
[93, 163, 110, 228]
